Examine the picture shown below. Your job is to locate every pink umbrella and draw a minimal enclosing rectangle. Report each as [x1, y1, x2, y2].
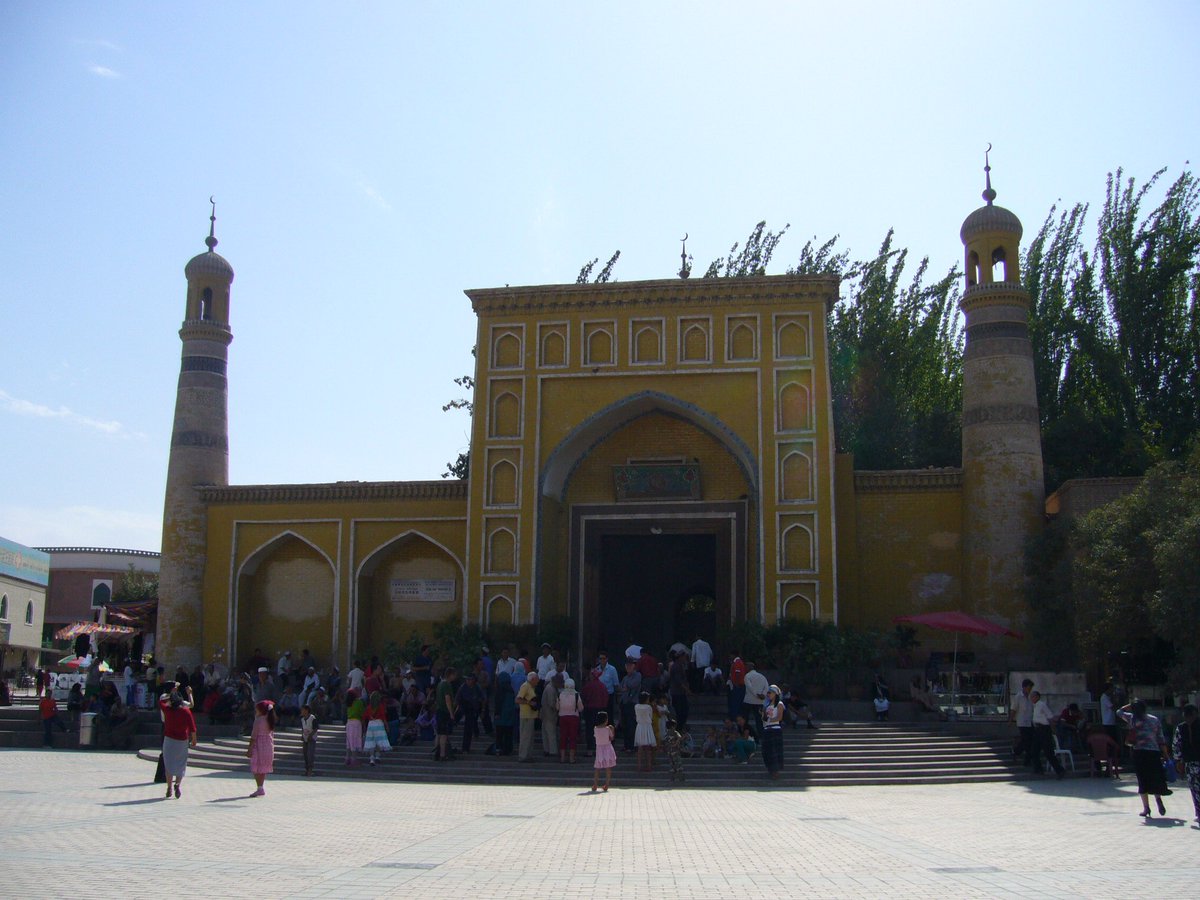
[893, 611, 1023, 705]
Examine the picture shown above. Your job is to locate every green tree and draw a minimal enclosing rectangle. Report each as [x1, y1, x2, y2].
[113, 564, 158, 603]
[1065, 445, 1200, 690]
[815, 231, 963, 468]
[576, 250, 621, 284]
[703, 221, 790, 278]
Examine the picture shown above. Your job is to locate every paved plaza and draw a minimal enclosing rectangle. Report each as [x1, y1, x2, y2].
[0, 749, 1196, 899]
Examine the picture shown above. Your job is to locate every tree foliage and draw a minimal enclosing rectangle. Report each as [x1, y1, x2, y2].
[113, 564, 158, 603]
[806, 231, 963, 468]
[1062, 445, 1200, 690]
[1025, 168, 1200, 491]
[576, 250, 621, 284]
[702, 221, 790, 278]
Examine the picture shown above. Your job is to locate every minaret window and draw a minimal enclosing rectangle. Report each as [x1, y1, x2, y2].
[991, 246, 1008, 282]
[200, 287, 213, 320]
[25, 600, 34, 625]
[967, 251, 981, 287]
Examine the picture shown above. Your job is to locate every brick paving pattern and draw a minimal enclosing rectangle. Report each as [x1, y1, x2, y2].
[0, 749, 1196, 898]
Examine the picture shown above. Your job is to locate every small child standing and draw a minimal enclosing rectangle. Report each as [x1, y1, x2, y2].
[663, 718, 685, 783]
[592, 711, 616, 792]
[344, 690, 365, 766]
[299, 703, 318, 776]
[247, 700, 276, 797]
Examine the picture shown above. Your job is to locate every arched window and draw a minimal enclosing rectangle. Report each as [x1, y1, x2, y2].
[0, 594, 8, 619]
[200, 286, 213, 320]
[991, 246, 1008, 282]
[25, 600, 34, 625]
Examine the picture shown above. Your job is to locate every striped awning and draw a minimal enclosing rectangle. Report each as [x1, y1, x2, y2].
[54, 621, 138, 640]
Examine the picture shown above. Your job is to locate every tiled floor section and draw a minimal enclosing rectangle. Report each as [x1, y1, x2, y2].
[0, 749, 1196, 898]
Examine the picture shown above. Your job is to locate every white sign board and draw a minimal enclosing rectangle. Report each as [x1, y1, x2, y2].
[390, 579, 455, 603]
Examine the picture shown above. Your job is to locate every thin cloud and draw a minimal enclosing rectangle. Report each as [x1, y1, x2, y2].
[357, 179, 392, 212]
[88, 65, 121, 79]
[0, 388, 133, 436]
[74, 38, 123, 52]
[0, 504, 161, 552]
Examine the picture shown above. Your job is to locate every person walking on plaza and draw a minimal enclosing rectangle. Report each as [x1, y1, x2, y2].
[689, 634, 712, 694]
[299, 703, 318, 776]
[1118, 700, 1170, 817]
[39, 690, 67, 746]
[742, 662, 769, 741]
[493, 671, 517, 755]
[1172, 703, 1200, 823]
[727, 653, 746, 720]
[557, 676, 582, 763]
[344, 689, 365, 766]
[761, 685, 785, 780]
[634, 691, 657, 772]
[1012, 678, 1035, 769]
[668, 651, 690, 729]
[363, 690, 392, 765]
[591, 711, 616, 792]
[1030, 690, 1065, 779]
[540, 673, 560, 757]
[159, 685, 197, 798]
[617, 661, 642, 753]
[516, 671, 540, 762]
[434, 667, 458, 762]
[247, 700, 276, 797]
[456, 671, 484, 754]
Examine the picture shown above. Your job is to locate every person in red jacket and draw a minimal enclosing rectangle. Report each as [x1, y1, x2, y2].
[39, 692, 67, 746]
[159, 685, 198, 799]
[728, 654, 746, 720]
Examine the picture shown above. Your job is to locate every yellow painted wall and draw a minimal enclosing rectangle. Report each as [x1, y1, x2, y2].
[200, 488, 467, 669]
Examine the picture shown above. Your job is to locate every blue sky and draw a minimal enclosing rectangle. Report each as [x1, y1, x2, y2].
[1, 2, 1197, 551]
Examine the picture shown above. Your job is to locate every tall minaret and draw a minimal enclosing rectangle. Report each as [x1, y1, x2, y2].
[959, 151, 1044, 626]
[157, 201, 234, 668]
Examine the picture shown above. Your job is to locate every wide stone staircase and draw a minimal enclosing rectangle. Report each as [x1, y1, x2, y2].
[132, 712, 1035, 788]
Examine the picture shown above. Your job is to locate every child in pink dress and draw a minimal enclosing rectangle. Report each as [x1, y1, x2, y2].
[592, 711, 616, 792]
[248, 700, 276, 797]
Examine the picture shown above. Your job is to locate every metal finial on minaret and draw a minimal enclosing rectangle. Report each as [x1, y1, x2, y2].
[678, 233, 691, 279]
[982, 144, 996, 206]
[205, 195, 219, 251]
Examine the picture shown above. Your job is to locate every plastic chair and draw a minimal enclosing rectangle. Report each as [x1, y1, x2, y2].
[1051, 733, 1075, 773]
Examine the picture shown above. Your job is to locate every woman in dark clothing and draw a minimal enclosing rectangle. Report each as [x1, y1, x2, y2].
[493, 672, 517, 755]
[761, 685, 785, 779]
[1118, 700, 1170, 817]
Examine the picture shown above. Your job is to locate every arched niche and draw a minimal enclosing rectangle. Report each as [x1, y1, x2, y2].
[493, 331, 522, 368]
[776, 320, 809, 359]
[491, 391, 520, 437]
[778, 381, 812, 431]
[780, 449, 814, 502]
[488, 458, 518, 506]
[540, 330, 566, 367]
[235, 531, 335, 667]
[540, 390, 757, 502]
[486, 594, 515, 628]
[783, 592, 815, 621]
[487, 527, 516, 574]
[355, 532, 463, 655]
[633, 326, 661, 363]
[782, 523, 814, 571]
[682, 324, 708, 361]
[729, 322, 756, 360]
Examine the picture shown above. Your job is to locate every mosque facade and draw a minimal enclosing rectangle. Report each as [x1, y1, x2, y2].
[156, 175, 1043, 672]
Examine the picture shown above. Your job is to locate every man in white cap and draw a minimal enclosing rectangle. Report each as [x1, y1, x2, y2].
[252, 667, 277, 704]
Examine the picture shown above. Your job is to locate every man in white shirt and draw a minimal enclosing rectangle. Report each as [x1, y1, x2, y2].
[742, 661, 769, 740]
[1100, 682, 1117, 744]
[690, 635, 713, 693]
[702, 662, 724, 694]
[1030, 689, 1064, 778]
[495, 647, 523, 680]
[276, 650, 292, 687]
[535, 644, 557, 681]
[346, 660, 366, 697]
[1011, 678, 1035, 769]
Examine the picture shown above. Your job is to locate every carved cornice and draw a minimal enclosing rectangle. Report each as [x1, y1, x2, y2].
[962, 403, 1039, 427]
[854, 468, 963, 493]
[467, 274, 840, 316]
[197, 480, 469, 504]
[960, 281, 1030, 312]
[180, 320, 233, 343]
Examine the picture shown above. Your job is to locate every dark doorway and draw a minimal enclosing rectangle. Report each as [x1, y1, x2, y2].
[598, 533, 716, 657]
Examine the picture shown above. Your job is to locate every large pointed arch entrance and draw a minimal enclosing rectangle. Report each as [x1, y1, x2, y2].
[538, 390, 756, 665]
